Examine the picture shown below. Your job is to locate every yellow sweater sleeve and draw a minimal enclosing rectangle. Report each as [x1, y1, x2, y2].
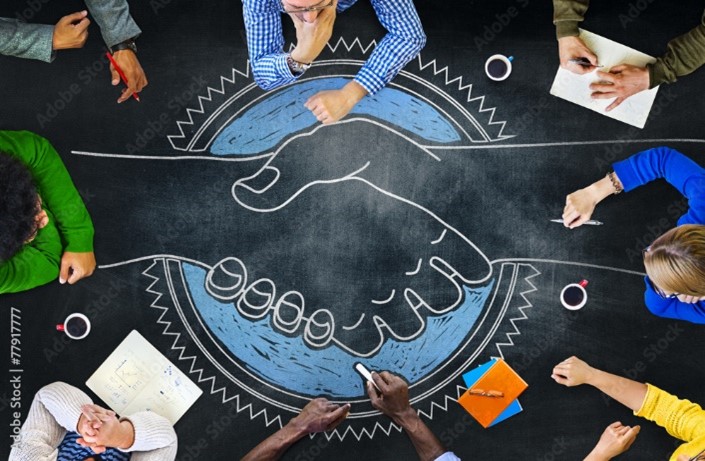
[635, 383, 705, 443]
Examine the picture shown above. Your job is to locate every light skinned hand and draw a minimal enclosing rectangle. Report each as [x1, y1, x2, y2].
[551, 356, 595, 387]
[366, 371, 415, 423]
[288, 0, 337, 64]
[677, 294, 705, 304]
[590, 422, 640, 460]
[558, 36, 598, 75]
[77, 404, 134, 452]
[590, 64, 650, 111]
[304, 81, 367, 124]
[563, 187, 599, 228]
[52, 11, 91, 50]
[289, 398, 350, 434]
[110, 49, 148, 103]
[59, 251, 96, 284]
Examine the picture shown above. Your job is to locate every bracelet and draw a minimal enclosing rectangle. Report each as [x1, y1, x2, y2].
[607, 171, 623, 195]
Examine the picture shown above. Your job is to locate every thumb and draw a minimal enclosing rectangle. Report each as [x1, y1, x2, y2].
[110, 66, 120, 86]
[586, 50, 598, 66]
[61, 10, 88, 25]
[59, 257, 71, 284]
[610, 64, 627, 73]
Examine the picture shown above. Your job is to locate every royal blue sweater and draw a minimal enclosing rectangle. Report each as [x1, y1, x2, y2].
[613, 147, 705, 323]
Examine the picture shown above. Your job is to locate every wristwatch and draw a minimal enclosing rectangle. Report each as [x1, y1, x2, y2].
[110, 37, 138, 54]
[286, 54, 311, 76]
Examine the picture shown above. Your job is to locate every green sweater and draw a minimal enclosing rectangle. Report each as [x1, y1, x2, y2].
[0, 131, 94, 294]
[552, 0, 705, 87]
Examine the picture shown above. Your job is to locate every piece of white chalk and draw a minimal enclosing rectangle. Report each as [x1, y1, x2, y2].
[354, 363, 380, 391]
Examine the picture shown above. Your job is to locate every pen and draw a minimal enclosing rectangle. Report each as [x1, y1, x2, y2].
[568, 57, 603, 68]
[105, 51, 141, 102]
[551, 219, 604, 226]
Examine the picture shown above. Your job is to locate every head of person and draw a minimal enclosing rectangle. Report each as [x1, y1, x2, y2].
[0, 152, 44, 261]
[644, 224, 705, 298]
[281, 0, 334, 22]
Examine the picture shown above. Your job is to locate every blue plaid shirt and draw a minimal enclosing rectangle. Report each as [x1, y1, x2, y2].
[241, 0, 426, 94]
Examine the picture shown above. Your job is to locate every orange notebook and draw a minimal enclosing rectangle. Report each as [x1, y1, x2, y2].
[457, 359, 528, 428]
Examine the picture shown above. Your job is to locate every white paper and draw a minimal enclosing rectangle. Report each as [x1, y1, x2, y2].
[86, 330, 202, 425]
[550, 29, 660, 129]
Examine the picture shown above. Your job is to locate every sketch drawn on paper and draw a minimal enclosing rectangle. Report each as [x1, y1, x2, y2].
[86, 330, 203, 425]
[550, 29, 659, 128]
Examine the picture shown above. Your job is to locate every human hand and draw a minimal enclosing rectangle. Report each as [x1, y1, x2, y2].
[59, 251, 96, 284]
[676, 294, 705, 304]
[551, 356, 596, 387]
[289, 398, 350, 435]
[52, 11, 90, 50]
[109, 49, 148, 103]
[590, 64, 650, 111]
[289, 1, 337, 64]
[304, 81, 367, 124]
[76, 404, 134, 453]
[563, 187, 599, 228]
[366, 371, 416, 423]
[585, 422, 640, 461]
[558, 36, 598, 75]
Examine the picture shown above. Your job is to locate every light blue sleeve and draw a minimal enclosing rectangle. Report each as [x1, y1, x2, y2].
[0, 18, 55, 62]
[435, 452, 461, 461]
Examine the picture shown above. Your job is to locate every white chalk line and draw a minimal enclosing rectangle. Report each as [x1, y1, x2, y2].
[422, 138, 705, 150]
[490, 258, 646, 276]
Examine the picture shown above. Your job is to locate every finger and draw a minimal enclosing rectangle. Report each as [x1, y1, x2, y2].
[62, 10, 88, 25]
[550, 373, 568, 385]
[595, 71, 616, 82]
[110, 66, 121, 86]
[610, 64, 627, 73]
[625, 425, 640, 442]
[591, 91, 619, 100]
[67, 267, 83, 284]
[615, 425, 630, 436]
[326, 404, 350, 430]
[366, 380, 380, 400]
[607, 421, 623, 429]
[589, 81, 617, 92]
[74, 17, 91, 32]
[371, 371, 392, 394]
[117, 86, 135, 103]
[59, 258, 71, 284]
[605, 97, 624, 112]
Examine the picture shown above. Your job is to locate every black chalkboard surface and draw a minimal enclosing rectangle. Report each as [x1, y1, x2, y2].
[2, 0, 705, 459]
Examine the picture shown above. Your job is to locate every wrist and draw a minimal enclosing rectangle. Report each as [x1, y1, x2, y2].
[289, 49, 312, 66]
[584, 449, 611, 461]
[391, 407, 418, 428]
[286, 415, 315, 440]
[116, 420, 135, 449]
[343, 80, 368, 104]
[588, 176, 617, 203]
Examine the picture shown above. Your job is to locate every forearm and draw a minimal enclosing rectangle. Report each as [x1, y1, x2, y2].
[84, 0, 141, 47]
[359, 0, 425, 95]
[0, 18, 54, 62]
[649, 13, 705, 87]
[552, 0, 589, 38]
[587, 369, 647, 412]
[241, 423, 305, 461]
[395, 409, 446, 461]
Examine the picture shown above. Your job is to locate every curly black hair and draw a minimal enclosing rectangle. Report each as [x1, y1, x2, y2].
[0, 152, 40, 261]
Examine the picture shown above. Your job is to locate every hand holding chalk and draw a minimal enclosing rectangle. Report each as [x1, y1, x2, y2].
[355, 363, 380, 391]
[366, 371, 416, 425]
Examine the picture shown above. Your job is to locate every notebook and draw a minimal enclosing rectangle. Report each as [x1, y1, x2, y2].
[457, 358, 528, 428]
[86, 330, 203, 425]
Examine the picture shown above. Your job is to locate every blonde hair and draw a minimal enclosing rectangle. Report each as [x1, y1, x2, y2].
[644, 224, 705, 296]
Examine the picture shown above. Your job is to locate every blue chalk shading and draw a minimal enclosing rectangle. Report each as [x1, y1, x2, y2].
[210, 77, 461, 156]
[182, 262, 493, 398]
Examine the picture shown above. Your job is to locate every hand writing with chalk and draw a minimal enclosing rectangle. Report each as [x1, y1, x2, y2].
[366, 371, 456, 461]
